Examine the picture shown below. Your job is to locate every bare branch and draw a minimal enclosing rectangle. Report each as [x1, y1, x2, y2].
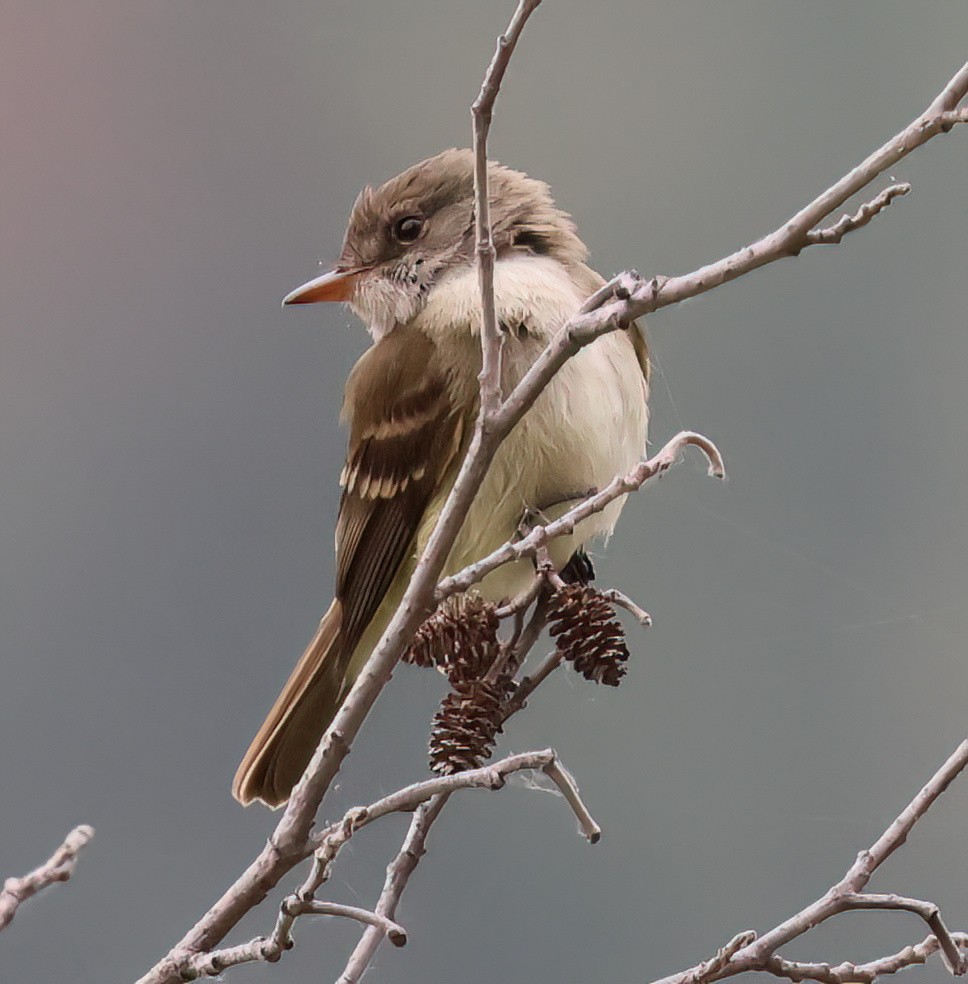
[0, 825, 94, 933]
[841, 894, 965, 974]
[472, 0, 542, 415]
[649, 739, 968, 984]
[598, 587, 653, 627]
[543, 758, 602, 843]
[764, 934, 968, 984]
[841, 738, 968, 892]
[337, 795, 448, 984]
[180, 901, 406, 980]
[507, 585, 554, 667]
[143, 750, 591, 982]
[300, 901, 406, 945]
[334, 744, 600, 982]
[310, 747, 571, 855]
[500, 645, 563, 720]
[497, 62, 968, 432]
[494, 574, 546, 620]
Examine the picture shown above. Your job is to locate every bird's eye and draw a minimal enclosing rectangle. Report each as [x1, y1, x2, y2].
[392, 216, 424, 244]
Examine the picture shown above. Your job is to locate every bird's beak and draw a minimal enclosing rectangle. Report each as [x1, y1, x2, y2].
[282, 266, 369, 306]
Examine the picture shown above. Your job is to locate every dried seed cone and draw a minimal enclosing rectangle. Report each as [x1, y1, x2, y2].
[547, 585, 629, 686]
[429, 677, 513, 775]
[404, 593, 500, 683]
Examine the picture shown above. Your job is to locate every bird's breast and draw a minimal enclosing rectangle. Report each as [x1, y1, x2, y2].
[413, 254, 650, 602]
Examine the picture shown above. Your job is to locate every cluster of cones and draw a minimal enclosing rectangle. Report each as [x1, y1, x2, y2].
[404, 585, 631, 776]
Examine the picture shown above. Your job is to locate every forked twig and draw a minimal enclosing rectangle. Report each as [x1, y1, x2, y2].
[650, 740, 968, 984]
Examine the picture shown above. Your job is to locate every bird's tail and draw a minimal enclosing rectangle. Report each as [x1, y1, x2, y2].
[232, 599, 350, 808]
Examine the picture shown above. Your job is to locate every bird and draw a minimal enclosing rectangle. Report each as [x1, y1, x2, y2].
[233, 148, 650, 808]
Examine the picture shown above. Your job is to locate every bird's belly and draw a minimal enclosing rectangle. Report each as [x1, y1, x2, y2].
[436, 332, 649, 602]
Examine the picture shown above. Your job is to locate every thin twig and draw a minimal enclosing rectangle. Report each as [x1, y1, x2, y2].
[763, 934, 968, 984]
[180, 902, 407, 980]
[299, 750, 583, 902]
[507, 585, 554, 668]
[437, 430, 725, 600]
[146, 750, 590, 981]
[500, 645, 563, 721]
[599, 587, 653, 627]
[534, 543, 568, 591]
[840, 739, 968, 892]
[649, 739, 968, 984]
[841, 894, 965, 974]
[543, 759, 602, 843]
[472, 0, 542, 415]
[0, 825, 94, 933]
[805, 183, 911, 245]
[496, 62, 968, 439]
[336, 745, 601, 982]
[494, 575, 545, 620]
[311, 748, 563, 853]
[337, 795, 449, 984]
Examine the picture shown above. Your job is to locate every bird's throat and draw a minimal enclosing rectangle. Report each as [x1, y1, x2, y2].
[411, 254, 586, 345]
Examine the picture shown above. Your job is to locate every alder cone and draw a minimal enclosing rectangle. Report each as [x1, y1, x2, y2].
[428, 676, 514, 776]
[547, 585, 629, 686]
[404, 593, 500, 684]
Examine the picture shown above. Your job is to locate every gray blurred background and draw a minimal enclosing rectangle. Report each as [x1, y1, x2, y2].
[2, 2, 967, 982]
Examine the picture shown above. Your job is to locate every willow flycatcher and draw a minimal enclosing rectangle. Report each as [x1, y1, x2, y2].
[233, 149, 649, 807]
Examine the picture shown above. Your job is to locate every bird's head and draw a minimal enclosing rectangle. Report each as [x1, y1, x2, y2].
[283, 148, 587, 338]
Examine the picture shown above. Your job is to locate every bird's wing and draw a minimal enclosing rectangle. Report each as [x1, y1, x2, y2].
[233, 326, 465, 808]
[336, 325, 466, 658]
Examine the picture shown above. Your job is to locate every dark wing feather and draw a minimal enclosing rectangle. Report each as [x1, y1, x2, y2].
[335, 326, 465, 657]
[234, 326, 464, 807]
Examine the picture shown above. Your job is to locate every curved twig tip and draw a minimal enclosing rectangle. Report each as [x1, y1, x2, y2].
[663, 431, 726, 481]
